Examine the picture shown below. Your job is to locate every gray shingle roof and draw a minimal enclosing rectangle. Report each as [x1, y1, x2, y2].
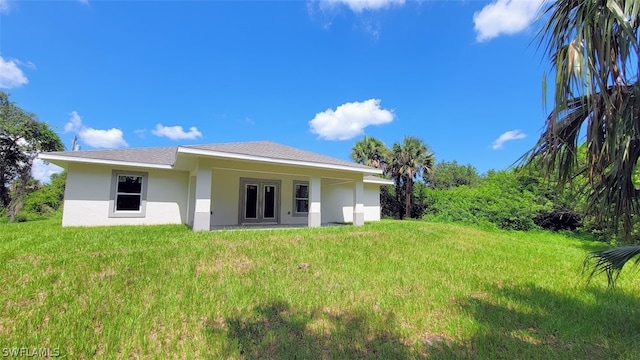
[184, 141, 373, 170]
[43, 146, 178, 165]
[42, 141, 375, 171]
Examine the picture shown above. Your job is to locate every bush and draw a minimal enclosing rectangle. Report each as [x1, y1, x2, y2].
[18, 171, 66, 220]
[423, 170, 551, 231]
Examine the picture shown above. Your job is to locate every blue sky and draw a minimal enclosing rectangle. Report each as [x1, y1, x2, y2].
[0, 0, 551, 181]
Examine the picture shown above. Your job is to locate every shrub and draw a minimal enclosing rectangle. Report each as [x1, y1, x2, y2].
[423, 170, 551, 231]
[18, 171, 66, 220]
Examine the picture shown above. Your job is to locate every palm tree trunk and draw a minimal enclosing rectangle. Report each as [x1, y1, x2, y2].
[395, 174, 403, 219]
[405, 176, 412, 219]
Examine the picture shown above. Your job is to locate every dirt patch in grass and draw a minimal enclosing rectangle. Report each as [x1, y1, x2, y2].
[417, 331, 454, 355]
[90, 267, 116, 280]
[195, 254, 254, 276]
[21, 254, 44, 266]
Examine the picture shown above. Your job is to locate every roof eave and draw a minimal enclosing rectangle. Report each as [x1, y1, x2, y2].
[38, 153, 174, 170]
[177, 147, 382, 174]
[364, 178, 394, 185]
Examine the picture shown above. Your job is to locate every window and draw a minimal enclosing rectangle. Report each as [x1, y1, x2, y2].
[109, 170, 148, 218]
[293, 181, 309, 215]
[116, 175, 143, 210]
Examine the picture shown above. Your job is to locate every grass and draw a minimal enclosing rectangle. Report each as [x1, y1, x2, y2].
[2, 219, 640, 359]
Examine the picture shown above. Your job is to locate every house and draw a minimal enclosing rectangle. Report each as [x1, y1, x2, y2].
[39, 141, 393, 230]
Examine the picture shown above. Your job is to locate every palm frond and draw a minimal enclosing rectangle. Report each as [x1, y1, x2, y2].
[585, 245, 640, 287]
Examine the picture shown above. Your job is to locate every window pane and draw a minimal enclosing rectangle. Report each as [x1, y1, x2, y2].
[118, 176, 142, 193]
[245, 185, 258, 219]
[116, 194, 141, 211]
[264, 185, 275, 219]
[295, 184, 308, 199]
[296, 199, 309, 213]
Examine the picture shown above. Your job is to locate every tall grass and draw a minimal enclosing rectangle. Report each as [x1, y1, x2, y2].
[1, 219, 639, 358]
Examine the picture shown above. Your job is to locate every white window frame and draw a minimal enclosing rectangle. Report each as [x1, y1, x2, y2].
[292, 181, 309, 217]
[109, 170, 148, 218]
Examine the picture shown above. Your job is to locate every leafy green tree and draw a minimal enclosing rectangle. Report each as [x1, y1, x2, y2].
[350, 136, 390, 170]
[425, 161, 481, 190]
[0, 91, 64, 219]
[391, 136, 434, 219]
[524, 0, 640, 284]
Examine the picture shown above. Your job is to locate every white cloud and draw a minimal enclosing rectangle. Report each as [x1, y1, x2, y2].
[309, 99, 394, 140]
[64, 111, 83, 133]
[492, 130, 526, 150]
[321, 0, 405, 12]
[64, 111, 128, 149]
[78, 0, 90, 5]
[152, 124, 202, 141]
[0, 56, 29, 89]
[0, 0, 10, 14]
[32, 158, 63, 184]
[81, 128, 128, 148]
[473, 0, 547, 42]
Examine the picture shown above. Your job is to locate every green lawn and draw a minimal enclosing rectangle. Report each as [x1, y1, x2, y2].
[2, 219, 639, 359]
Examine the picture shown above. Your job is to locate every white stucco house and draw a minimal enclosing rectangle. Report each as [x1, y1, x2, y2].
[39, 141, 393, 230]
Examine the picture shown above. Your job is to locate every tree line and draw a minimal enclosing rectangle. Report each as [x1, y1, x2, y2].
[350, 136, 586, 231]
[0, 91, 64, 222]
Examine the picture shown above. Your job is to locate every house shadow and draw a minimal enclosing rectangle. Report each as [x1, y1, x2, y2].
[204, 300, 429, 359]
[447, 283, 640, 359]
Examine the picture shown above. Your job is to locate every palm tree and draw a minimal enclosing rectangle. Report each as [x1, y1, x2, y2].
[350, 136, 390, 170]
[391, 136, 434, 219]
[525, 0, 640, 285]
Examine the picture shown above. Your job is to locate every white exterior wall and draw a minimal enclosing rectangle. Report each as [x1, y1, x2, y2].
[363, 183, 382, 221]
[60, 158, 382, 228]
[321, 182, 382, 223]
[210, 169, 309, 227]
[62, 163, 189, 227]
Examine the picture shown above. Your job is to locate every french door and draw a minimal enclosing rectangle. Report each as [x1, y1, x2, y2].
[240, 178, 280, 224]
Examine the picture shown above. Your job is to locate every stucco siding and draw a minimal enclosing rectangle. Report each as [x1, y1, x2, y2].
[62, 163, 188, 226]
[60, 159, 382, 228]
[363, 183, 382, 221]
[209, 168, 309, 226]
[321, 182, 381, 223]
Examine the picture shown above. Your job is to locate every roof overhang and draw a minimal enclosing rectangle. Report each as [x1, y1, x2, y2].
[363, 176, 394, 185]
[38, 147, 383, 175]
[37, 153, 174, 170]
[177, 147, 382, 175]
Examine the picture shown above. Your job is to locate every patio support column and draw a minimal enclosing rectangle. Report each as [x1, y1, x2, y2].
[308, 176, 321, 227]
[193, 165, 212, 231]
[353, 178, 364, 226]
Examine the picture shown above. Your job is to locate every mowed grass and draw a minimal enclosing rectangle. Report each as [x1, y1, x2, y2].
[2, 219, 640, 359]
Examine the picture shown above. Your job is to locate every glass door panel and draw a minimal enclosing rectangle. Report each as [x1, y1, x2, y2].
[244, 184, 258, 219]
[263, 185, 276, 219]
